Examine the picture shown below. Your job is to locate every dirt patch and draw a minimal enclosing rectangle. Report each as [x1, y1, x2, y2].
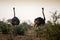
[0, 34, 46, 40]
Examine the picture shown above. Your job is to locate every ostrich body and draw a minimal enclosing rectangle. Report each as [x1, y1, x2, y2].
[34, 8, 46, 27]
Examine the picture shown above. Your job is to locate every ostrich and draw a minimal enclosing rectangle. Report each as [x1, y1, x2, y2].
[34, 8, 46, 27]
[11, 7, 20, 36]
[11, 7, 20, 25]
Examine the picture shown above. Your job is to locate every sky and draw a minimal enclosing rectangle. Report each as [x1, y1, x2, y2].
[0, 0, 60, 23]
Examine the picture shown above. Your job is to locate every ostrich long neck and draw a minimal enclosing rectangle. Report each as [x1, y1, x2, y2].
[13, 7, 15, 17]
[42, 8, 45, 21]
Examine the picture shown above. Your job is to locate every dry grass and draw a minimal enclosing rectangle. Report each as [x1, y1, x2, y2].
[0, 34, 47, 40]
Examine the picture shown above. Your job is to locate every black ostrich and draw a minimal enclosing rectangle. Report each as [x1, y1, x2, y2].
[34, 8, 46, 27]
[11, 7, 20, 25]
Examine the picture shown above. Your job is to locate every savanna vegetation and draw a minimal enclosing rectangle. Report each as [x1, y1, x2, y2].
[0, 11, 60, 40]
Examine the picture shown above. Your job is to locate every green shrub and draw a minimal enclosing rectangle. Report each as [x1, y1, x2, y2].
[13, 24, 27, 35]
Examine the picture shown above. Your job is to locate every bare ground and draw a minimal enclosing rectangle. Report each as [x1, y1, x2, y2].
[0, 34, 46, 40]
